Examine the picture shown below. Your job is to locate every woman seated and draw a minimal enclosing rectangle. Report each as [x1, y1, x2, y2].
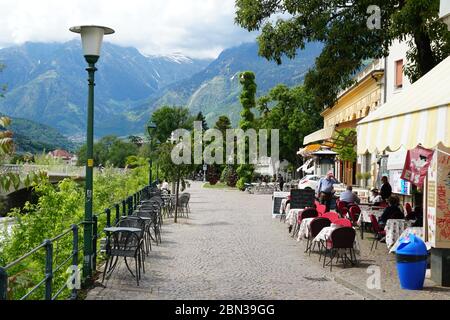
[370, 188, 383, 206]
[378, 196, 405, 228]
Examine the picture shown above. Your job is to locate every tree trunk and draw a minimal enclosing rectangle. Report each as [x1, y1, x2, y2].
[174, 169, 180, 223]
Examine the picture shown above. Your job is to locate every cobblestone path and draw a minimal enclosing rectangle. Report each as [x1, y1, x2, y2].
[87, 182, 363, 300]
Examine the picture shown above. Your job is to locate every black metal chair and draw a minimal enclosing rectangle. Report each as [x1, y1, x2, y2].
[322, 227, 357, 271]
[103, 229, 144, 286]
[305, 217, 331, 255]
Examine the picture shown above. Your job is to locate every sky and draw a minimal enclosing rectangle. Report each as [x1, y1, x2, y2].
[0, 0, 259, 59]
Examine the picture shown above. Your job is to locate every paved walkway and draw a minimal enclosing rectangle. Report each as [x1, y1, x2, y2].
[87, 182, 363, 300]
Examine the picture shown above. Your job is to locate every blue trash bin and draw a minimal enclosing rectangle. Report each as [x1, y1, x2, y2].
[396, 234, 428, 290]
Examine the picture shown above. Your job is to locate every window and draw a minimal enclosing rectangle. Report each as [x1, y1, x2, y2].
[395, 59, 403, 88]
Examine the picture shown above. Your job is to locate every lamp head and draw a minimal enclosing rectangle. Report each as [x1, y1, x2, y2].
[70, 25, 115, 63]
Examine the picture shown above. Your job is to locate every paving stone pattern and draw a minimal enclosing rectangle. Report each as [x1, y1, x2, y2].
[87, 182, 363, 300]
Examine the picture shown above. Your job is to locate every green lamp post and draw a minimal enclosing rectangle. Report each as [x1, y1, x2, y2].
[70, 25, 114, 283]
[147, 122, 157, 187]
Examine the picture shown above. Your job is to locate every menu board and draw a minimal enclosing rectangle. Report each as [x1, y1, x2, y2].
[272, 192, 290, 217]
[290, 189, 315, 209]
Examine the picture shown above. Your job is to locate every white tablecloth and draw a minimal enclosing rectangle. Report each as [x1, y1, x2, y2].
[286, 208, 304, 226]
[313, 225, 361, 255]
[385, 219, 415, 249]
[389, 227, 430, 253]
[280, 199, 289, 214]
[297, 217, 315, 241]
[357, 210, 383, 226]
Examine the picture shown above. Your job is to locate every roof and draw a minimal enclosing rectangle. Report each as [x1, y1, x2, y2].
[49, 149, 72, 159]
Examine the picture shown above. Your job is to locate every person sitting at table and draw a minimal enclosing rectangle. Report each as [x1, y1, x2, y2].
[339, 185, 360, 205]
[378, 195, 404, 228]
[370, 188, 383, 206]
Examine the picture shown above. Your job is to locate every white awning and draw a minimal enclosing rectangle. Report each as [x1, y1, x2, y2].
[303, 126, 335, 145]
[357, 56, 450, 154]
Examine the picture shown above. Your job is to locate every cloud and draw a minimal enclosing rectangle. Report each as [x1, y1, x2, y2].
[0, 0, 258, 59]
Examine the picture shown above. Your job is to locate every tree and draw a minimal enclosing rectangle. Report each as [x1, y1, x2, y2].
[77, 136, 139, 168]
[235, 0, 450, 108]
[196, 112, 209, 131]
[214, 115, 232, 135]
[236, 71, 257, 190]
[157, 142, 196, 223]
[257, 85, 322, 166]
[150, 106, 194, 143]
[128, 135, 144, 147]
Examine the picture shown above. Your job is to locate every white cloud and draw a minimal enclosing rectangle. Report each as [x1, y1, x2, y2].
[0, 0, 258, 58]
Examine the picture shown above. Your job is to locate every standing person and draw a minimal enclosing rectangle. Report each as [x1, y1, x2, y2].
[317, 171, 339, 212]
[380, 176, 392, 201]
[278, 175, 285, 192]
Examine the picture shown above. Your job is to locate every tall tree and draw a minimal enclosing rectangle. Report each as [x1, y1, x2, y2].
[150, 106, 194, 143]
[236, 71, 257, 190]
[195, 112, 209, 131]
[257, 85, 322, 166]
[235, 0, 450, 108]
[214, 115, 232, 135]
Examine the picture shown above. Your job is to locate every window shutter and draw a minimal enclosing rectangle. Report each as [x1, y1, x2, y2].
[395, 60, 403, 88]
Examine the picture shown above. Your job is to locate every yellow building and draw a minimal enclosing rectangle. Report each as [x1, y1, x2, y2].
[303, 59, 384, 186]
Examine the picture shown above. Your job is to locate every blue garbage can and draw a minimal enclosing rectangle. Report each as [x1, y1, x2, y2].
[396, 234, 428, 290]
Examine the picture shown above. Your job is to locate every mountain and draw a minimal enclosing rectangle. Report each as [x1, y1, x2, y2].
[132, 42, 323, 125]
[0, 41, 322, 140]
[0, 114, 77, 153]
[0, 41, 211, 141]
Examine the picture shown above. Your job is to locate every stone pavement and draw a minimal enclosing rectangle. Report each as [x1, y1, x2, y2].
[87, 182, 450, 300]
[87, 182, 363, 300]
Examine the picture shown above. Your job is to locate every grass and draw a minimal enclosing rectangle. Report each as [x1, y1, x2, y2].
[202, 182, 237, 190]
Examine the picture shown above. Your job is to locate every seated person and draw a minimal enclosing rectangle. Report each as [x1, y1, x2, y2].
[339, 185, 360, 205]
[378, 196, 405, 227]
[370, 188, 383, 206]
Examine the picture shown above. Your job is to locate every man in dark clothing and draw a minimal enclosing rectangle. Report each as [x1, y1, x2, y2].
[380, 176, 392, 200]
[378, 196, 404, 227]
[278, 176, 285, 191]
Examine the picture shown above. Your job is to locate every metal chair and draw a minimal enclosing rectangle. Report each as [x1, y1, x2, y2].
[305, 217, 331, 255]
[103, 230, 144, 286]
[323, 227, 357, 271]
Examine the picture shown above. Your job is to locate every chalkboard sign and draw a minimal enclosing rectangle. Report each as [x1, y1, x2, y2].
[272, 192, 290, 217]
[290, 189, 315, 209]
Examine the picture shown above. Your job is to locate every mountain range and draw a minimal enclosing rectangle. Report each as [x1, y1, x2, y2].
[0, 40, 322, 143]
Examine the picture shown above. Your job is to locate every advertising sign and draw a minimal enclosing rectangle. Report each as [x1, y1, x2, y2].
[427, 147, 450, 249]
[401, 146, 434, 188]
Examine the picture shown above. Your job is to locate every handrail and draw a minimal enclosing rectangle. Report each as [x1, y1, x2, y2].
[0, 185, 152, 300]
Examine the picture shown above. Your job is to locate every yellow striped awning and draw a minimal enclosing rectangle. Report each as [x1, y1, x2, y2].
[303, 126, 335, 145]
[357, 56, 450, 154]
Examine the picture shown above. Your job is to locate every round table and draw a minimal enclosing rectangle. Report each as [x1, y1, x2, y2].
[384, 219, 415, 249]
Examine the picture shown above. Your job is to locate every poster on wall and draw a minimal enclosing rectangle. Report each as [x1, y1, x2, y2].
[401, 145, 434, 188]
[389, 170, 411, 196]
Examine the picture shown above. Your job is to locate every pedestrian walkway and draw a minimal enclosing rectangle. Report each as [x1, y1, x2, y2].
[87, 182, 362, 300]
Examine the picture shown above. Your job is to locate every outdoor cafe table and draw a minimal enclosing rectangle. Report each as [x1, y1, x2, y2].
[389, 227, 430, 253]
[385, 219, 415, 250]
[313, 225, 361, 256]
[357, 209, 383, 240]
[285, 208, 304, 227]
[104, 227, 142, 233]
[296, 217, 316, 241]
[280, 198, 289, 215]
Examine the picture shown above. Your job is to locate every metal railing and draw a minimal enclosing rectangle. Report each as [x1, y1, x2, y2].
[0, 185, 156, 300]
[0, 225, 79, 300]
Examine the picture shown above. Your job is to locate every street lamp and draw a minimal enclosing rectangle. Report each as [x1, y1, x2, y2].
[70, 25, 114, 283]
[147, 122, 157, 187]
